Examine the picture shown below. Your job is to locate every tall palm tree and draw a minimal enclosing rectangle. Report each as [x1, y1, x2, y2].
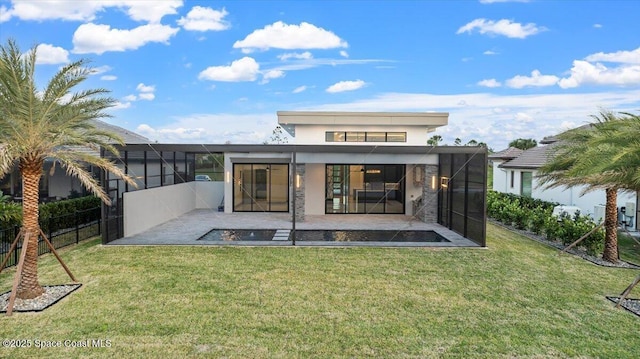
[537, 110, 637, 263]
[0, 39, 133, 299]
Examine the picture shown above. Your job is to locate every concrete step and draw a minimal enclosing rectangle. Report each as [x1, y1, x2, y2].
[272, 229, 291, 241]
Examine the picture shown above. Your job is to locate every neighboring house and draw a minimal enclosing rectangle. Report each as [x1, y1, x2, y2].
[0, 119, 149, 202]
[101, 111, 488, 246]
[490, 129, 638, 229]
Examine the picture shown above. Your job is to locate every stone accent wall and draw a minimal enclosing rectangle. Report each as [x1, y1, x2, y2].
[294, 164, 305, 222]
[420, 164, 439, 223]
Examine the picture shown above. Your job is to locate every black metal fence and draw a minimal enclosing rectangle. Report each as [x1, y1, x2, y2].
[0, 207, 101, 269]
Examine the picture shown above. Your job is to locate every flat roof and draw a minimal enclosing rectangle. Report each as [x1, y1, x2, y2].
[277, 111, 449, 126]
[114, 143, 486, 156]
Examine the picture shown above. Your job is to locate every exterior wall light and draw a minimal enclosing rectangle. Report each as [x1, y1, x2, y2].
[431, 175, 437, 190]
[296, 174, 302, 189]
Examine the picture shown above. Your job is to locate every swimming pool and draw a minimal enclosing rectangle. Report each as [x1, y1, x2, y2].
[198, 229, 277, 241]
[293, 230, 449, 242]
[197, 229, 450, 243]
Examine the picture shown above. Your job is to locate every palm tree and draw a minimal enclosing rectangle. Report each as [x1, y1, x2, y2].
[508, 138, 537, 150]
[537, 110, 636, 263]
[427, 135, 442, 146]
[0, 39, 133, 299]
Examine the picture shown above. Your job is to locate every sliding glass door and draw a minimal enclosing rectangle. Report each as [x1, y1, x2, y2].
[233, 164, 289, 212]
[325, 164, 405, 214]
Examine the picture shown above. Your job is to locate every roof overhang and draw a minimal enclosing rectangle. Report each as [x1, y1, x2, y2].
[277, 111, 449, 136]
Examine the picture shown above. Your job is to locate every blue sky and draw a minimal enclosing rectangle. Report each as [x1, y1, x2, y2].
[1, 0, 639, 150]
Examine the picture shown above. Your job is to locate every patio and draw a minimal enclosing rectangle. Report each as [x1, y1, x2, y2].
[106, 210, 480, 247]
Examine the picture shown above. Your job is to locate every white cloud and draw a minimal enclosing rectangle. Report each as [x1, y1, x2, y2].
[0, 5, 11, 22]
[477, 79, 501, 88]
[301, 90, 640, 150]
[233, 21, 348, 53]
[457, 18, 545, 39]
[514, 112, 533, 122]
[135, 113, 276, 144]
[483, 50, 498, 55]
[293, 85, 307, 93]
[90, 65, 112, 75]
[278, 51, 313, 61]
[198, 57, 260, 82]
[35, 44, 69, 64]
[177, 6, 230, 32]
[593, 23, 602, 29]
[558, 60, 640, 88]
[585, 47, 640, 64]
[138, 92, 155, 101]
[326, 80, 366, 93]
[506, 70, 559, 88]
[136, 83, 155, 93]
[111, 101, 131, 110]
[0, 0, 181, 23]
[260, 70, 285, 84]
[72, 23, 179, 55]
[340, 50, 349, 58]
[101, 75, 117, 81]
[123, 94, 137, 102]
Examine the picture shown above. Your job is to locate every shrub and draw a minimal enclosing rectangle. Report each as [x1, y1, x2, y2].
[0, 191, 21, 230]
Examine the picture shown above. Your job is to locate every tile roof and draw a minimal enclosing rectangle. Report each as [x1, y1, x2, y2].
[90, 119, 150, 144]
[488, 147, 524, 160]
[498, 143, 557, 169]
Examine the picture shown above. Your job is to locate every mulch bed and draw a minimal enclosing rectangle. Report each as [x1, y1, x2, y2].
[0, 284, 81, 313]
[490, 219, 640, 318]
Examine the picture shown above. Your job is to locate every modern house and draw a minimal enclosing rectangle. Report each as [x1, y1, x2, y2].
[101, 111, 488, 246]
[490, 129, 638, 229]
[0, 120, 149, 202]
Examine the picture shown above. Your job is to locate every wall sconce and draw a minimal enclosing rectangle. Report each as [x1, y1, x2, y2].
[296, 174, 302, 189]
[440, 176, 449, 189]
[431, 175, 437, 190]
[225, 171, 230, 183]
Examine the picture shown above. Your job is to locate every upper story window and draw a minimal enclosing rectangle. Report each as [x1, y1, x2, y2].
[325, 131, 407, 143]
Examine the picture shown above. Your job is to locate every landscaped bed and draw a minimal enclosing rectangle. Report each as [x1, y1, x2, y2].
[0, 223, 638, 358]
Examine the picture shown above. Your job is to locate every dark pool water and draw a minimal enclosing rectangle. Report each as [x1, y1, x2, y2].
[293, 230, 448, 242]
[198, 229, 277, 241]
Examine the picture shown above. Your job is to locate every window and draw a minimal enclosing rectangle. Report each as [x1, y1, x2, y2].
[346, 132, 366, 142]
[386, 132, 407, 142]
[325, 131, 407, 143]
[510, 171, 514, 188]
[521, 172, 532, 197]
[365, 132, 386, 142]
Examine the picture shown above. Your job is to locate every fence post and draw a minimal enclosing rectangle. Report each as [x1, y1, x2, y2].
[76, 210, 80, 244]
[13, 226, 18, 266]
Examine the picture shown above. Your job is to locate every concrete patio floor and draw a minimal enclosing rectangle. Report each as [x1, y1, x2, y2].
[107, 209, 480, 247]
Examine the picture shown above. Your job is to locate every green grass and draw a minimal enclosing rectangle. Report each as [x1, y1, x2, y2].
[1, 223, 639, 358]
[619, 231, 640, 266]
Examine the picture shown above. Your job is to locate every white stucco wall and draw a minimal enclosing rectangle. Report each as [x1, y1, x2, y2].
[195, 181, 224, 209]
[123, 182, 196, 237]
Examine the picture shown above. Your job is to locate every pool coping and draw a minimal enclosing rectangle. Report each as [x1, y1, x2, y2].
[107, 210, 481, 248]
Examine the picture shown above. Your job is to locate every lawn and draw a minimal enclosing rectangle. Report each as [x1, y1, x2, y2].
[1, 223, 638, 358]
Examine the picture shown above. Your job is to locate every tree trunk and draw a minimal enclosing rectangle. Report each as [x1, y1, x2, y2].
[16, 157, 44, 299]
[602, 187, 619, 263]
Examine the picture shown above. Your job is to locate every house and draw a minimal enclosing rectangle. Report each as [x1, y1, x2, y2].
[0, 119, 150, 202]
[490, 129, 638, 229]
[101, 111, 488, 246]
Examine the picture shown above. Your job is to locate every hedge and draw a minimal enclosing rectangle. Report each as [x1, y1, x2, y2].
[487, 190, 604, 255]
[0, 196, 101, 232]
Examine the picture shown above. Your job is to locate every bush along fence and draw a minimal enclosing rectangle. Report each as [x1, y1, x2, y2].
[0, 196, 101, 269]
[487, 190, 605, 255]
